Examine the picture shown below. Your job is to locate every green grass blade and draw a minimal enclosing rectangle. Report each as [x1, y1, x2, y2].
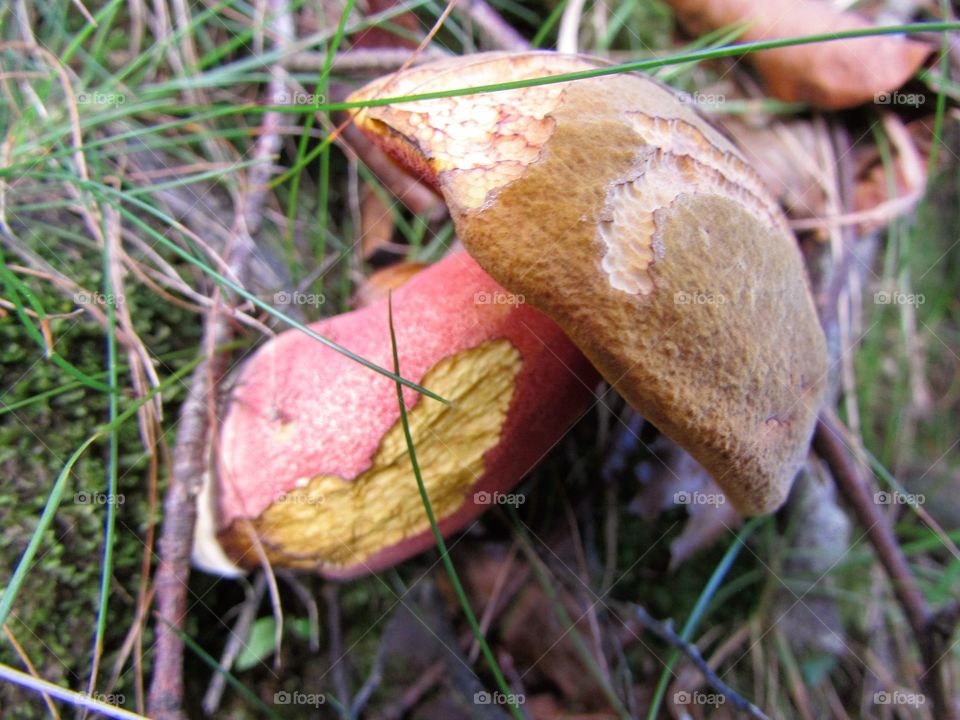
[386, 292, 523, 720]
[87, 211, 121, 698]
[645, 517, 764, 720]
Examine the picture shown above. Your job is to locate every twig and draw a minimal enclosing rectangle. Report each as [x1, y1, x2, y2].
[147, 0, 295, 710]
[275, 570, 320, 652]
[146, 307, 232, 720]
[378, 660, 445, 720]
[201, 574, 267, 715]
[455, 0, 529, 51]
[633, 606, 769, 720]
[243, 0, 295, 233]
[557, 0, 586, 53]
[2, 624, 60, 719]
[288, 47, 447, 73]
[323, 583, 351, 714]
[814, 411, 959, 720]
[349, 639, 386, 718]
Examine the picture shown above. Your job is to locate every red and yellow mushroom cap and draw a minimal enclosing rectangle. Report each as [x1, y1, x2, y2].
[198, 252, 598, 578]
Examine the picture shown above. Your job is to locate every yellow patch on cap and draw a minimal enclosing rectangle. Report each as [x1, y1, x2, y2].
[236, 339, 522, 570]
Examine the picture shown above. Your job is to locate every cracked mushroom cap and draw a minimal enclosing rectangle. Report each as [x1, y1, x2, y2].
[347, 51, 828, 515]
[197, 252, 598, 579]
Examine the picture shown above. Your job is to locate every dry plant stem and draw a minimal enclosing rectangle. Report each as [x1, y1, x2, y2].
[3, 624, 59, 719]
[814, 411, 958, 720]
[201, 574, 268, 715]
[379, 660, 445, 720]
[633, 606, 769, 719]
[323, 583, 351, 709]
[148, 0, 297, 705]
[557, 0, 586, 52]
[244, 0, 294, 232]
[240, 521, 284, 671]
[288, 48, 447, 73]
[147, 311, 231, 720]
[455, 0, 529, 50]
[350, 641, 385, 718]
[275, 570, 320, 652]
[467, 542, 521, 664]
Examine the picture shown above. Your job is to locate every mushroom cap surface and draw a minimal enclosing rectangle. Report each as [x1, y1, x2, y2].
[348, 51, 828, 515]
[213, 251, 598, 577]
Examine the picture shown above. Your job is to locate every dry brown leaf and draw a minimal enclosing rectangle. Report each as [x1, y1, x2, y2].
[627, 438, 743, 569]
[723, 117, 828, 220]
[499, 575, 612, 707]
[526, 694, 619, 720]
[351, 259, 429, 308]
[457, 544, 612, 709]
[351, 0, 422, 49]
[359, 186, 398, 261]
[666, 0, 932, 109]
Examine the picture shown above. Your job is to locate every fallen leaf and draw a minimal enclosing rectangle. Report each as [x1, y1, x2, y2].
[665, 0, 932, 109]
[526, 694, 620, 720]
[351, 0, 422, 49]
[359, 186, 399, 261]
[352, 260, 429, 308]
[625, 435, 743, 569]
[723, 117, 829, 221]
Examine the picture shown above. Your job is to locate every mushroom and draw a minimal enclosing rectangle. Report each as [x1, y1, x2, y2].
[194, 251, 598, 578]
[347, 51, 828, 515]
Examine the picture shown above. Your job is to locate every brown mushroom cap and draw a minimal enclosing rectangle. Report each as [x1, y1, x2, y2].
[204, 251, 598, 578]
[348, 52, 828, 515]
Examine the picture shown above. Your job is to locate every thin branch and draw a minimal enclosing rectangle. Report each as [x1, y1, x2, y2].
[633, 606, 769, 720]
[814, 411, 959, 720]
[146, 306, 231, 720]
[323, 583, 351, 712]
[455, 0, 529, 51]
[288, 47, 447, 73]
[201, 574, 267, 715]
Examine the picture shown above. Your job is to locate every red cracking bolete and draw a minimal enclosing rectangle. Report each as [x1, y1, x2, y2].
[347, 51, 828, 515]
[195, 252, 597, 578]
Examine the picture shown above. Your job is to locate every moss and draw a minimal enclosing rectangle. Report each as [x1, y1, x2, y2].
[0, 259, 199, 714]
